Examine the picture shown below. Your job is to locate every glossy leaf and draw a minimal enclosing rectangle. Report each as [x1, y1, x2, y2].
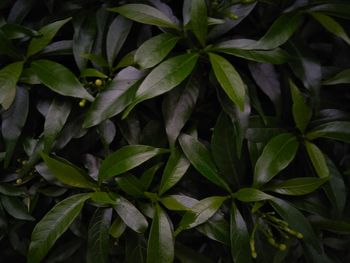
[124, 53, 199, 118]
[109, 216, 127, 238]
[209, 52, 245, 111]
[43, 98, 71, 152]
[99, 145, 169, 181]
[114, 197, 148, 233]
[230, 202, 252, 263]
[234, 188, 273, 202]
[290, 79, 312, 133]
[108, 4, 179, 30]
[0, 184, 25, 196]
[266, 177, 328, 196]
[0, 61, 23, 109]
[306, 121, 350, 143]
[158, 148, 190, 196]
[40, 152, 98, 190]
[323, 68, 350, 85]
[106, 16, 132, 68]
[312, 13, 350, 46]
[1, 195, 34, 221]
[135, 33, 180, 69]
[27, 17, 71, 57]
[147, 204, 174, 263]
[87, 208, 112, 263]
[196, 217, 230, 246]
[254, 133, 299, 187]
[31, 60, 94, 101]
[179, 133, 231, 192]
[162, 70, 200, 149]
[160, 195, 198, 211]
[190, 0, 207, 46]
[176, 196, 227, 234]
[115, 175, 144, 197]
[304, 141, 330, 179]
[27, 193, 92, 263]
[175, 243, 214, 263]
[83, 67, 144, 128]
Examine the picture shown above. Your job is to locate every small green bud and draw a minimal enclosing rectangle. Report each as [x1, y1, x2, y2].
[95, 79, 103, 87]
[296, 232, 304, 239]
[267, 237, 276, 245]
[251, 251, 257, 259]
[16, 178, 23, 184]
[278, 244, 287, 251]
[79, 99, 86, 107]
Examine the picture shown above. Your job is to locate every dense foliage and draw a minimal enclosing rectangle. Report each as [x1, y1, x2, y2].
[1, 0, 350, 262]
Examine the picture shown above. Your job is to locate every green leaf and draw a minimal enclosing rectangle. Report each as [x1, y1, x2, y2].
[109, 216, 127, 238]
[230, 202, 252, 263]
[158, 148, 190, 196]
[43, 98, 71, 152]
[99, 145, 169, 181]
[310, 217, 350, 235]
[254, 133, 299, 187]
[234, 188, 273, 202]
[83, 67, 145, 128]
[27, 17, 71, 57]
[270, 197, 321, 252]
[323, 68, 350, 85]
[31, 60, 94, 101]
[80, 68, 108, 79]
[123, 53, 199, 118]
[196, 217, 230, 246]
[191, 0, 207, 46]
[106, 16, 132, 68]
[135, 33, 180, 69]
[304, 141, 330, 179]
[1, 86, 29, 168]
[176, 196, 227, 234]
[209, 52, 245, 111]
[108, 4, 179, 30]
[114, 197, 148, 233]
[265, 177, 328, 196]
[163, 70, 200, 149]
[175, 243, 214, 263]
[290, 79, 312, 133]
[0, 61, 24, 110]
[115, 175, 144, 197]
[0, 29, 22, 59]
[312, 13, 350, 46]
[306, 121, 350, 143]
[160, 195, 198, 211]
[0, 183, 25, 196]
[27, 193, 92, 263]
[40, 152, 98, 190]
[1, 23, 39, 39]
[140, 163, 163, 191]
[1, 195, 34, 221]
[179, 133, 231, 192]
[147, 204, 174, 263]
[87, 208, 112, 263]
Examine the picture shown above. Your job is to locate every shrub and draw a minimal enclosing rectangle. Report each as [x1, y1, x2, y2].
[0, 0, 350, 262]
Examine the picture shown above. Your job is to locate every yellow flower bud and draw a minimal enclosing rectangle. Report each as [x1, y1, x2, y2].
[95, 79, 103, 87]
[79, 99, 86, 107]
[16, 178, 23, 184]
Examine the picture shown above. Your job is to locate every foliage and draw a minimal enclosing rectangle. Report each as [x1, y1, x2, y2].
[1, 0, 350, 262]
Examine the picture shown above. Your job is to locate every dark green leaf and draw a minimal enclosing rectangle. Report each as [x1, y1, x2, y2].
[0, 61, 23, 109]
[265, 177, 328, 196]
[40, 152, 98, 190]
[306, 121, 350, 143]
[312, 13, 350, 46]
[114, 197, 148, 233]
[196, 217, 230, 246]
[290, 79, 312, 133]
[1, 23, 39, 39]
[230, 202, 252, 263]
[109, 216, 127, 238]
[323, 69, 350, 85]
[27, 17, 71, 57]
[108, 4, 179, 30]
[270, 197, 321, 252]
[159, 148, 190, 196]
[160, 195, 198, 211]
[43, 98, 71, 152]
[90, 192, 118, 205]
[0, 184, 25, 196]
[234, 188, 273, 202]
[304, 141, 330, 179]
[1, 86, 29, 168]
[176, 196, 227, 234]
[87, 208, 112, 263]
[99, 145, 169, 181]
[1, 195, 34, 221]
[147, 204, 174, 263]
[209, 52, 245, 111]
[123, 53, 199, 118]
[31, 60, 94, 101]
[254, 133, 299, 187]
[175, 243, 214, 263]
[140, 163, 163, 191]
[106, 16, 132, 68]
[191, 0, 207, 46]
[135, 33, 180, 69]
[27, 193, 92, 263]
[310, 217, 350, 234]
[80, 68, 108, 79]
[115, 175, 144, 197]
[162, 70, 200, 149]
[83, 67, 145, 128]
[179, 133, 231, 192]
